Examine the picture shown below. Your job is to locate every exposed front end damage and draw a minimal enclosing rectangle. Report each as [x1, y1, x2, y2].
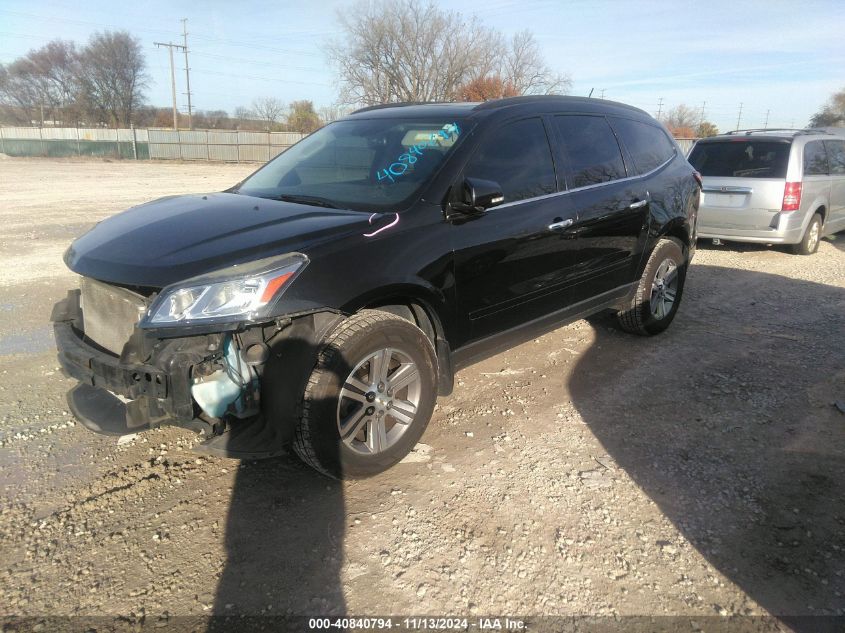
[51, 279, 340, 458]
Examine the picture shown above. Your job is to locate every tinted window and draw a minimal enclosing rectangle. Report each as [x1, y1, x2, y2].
[611, 117, 676, 174]
[803, 141, 829, 176]
[554, 115, 626, 188]
[688, 140, 790, 178]
[464, 118, 556, 203]
[824, 140, 845, 175]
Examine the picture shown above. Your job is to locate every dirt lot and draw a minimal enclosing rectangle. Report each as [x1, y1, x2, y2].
[1, 158, 844, 630]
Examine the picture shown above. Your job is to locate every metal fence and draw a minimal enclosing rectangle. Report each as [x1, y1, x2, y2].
[676, 138, 698, 155]
[0, 126, 697, 161]
[0, 126, 306, 162]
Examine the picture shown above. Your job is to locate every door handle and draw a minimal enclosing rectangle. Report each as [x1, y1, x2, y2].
[548, 218, 574, 231]
[628, 199, 648, 210]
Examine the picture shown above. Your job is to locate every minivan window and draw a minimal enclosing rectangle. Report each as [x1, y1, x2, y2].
[824, 140, 845, 175]
[464, 117, 556, 203]
[554, 115, 626, 188]
[688, 140, 791, 178]
[803, 141, 829, 176]
[237, 117, 467, 212]
[611, 117, 676, 174]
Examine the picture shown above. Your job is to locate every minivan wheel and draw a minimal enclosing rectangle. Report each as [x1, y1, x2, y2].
[293, 309, 437, 479]
[791, 213, 822, 256]
[617, 237, 687, 336]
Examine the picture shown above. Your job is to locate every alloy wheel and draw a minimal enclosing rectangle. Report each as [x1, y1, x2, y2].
[807, 221, 820, 252]
[336, 347, 422, 455]
[650, 258, 679, 320]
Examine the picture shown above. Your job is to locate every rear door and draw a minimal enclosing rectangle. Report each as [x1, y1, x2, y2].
[688, 138, 792, 231]
[550, 114, 649, 301]
[823, 139, 845, 232]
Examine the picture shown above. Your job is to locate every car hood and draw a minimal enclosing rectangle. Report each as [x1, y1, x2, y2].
[65, 192, 371, 287]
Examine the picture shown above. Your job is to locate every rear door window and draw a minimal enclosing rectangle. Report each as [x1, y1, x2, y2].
[803, 141, 829, 176]
[824, 140, 845, 175]
[688, 140, 791, 178]
[610, 117, 676, 174]
[463, 117, 557, 203]
[553, 115, 626, 188]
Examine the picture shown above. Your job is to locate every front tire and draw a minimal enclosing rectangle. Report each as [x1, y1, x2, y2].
[293, 309, 437, 479]
[791, 213, 822, 255]
[617, 237, 687, 336]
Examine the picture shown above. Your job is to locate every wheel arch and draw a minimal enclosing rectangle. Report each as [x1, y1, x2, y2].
[342, 284, 455, 396]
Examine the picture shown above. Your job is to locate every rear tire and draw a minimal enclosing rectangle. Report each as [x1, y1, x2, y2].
[791, 213, 822, 255]
[617, 238, 687, 336]
[293, 309, 437, 479]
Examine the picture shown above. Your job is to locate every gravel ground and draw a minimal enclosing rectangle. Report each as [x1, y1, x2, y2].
[0, 159, 843, 631]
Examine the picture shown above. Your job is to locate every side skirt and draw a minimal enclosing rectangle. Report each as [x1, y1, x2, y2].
[451, 283, 636, 372]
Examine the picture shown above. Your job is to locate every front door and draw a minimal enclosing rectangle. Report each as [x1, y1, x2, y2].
[451, 117, 580, 343]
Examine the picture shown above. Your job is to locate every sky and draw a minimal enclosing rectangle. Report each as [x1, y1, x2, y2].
[1, 0, 843, 132]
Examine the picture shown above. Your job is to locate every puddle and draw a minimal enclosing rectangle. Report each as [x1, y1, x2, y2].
[0, 325, 54, 355]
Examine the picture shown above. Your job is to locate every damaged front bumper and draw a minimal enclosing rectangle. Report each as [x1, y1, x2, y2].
[51, 289, 283, 457]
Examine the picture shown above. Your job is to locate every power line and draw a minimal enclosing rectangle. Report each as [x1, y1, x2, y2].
[0, 9, 323, 58]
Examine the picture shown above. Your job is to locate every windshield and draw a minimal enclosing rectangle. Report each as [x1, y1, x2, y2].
[688, 140, 791, 179]
[236, 118, 467, 211]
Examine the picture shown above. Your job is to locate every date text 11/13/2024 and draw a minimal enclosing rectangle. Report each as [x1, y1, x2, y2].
[376, 122, 461, 183]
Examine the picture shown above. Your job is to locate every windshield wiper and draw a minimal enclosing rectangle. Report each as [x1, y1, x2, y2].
[271, 194, 344, 209]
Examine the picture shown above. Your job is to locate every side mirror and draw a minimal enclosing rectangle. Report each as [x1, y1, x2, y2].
[450, 177, 504, 217]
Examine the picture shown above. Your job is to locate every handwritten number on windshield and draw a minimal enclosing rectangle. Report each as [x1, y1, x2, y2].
[376, 123, 460, 183]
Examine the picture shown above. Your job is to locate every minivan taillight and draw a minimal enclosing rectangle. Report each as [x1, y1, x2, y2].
[782, 182, 802, 211]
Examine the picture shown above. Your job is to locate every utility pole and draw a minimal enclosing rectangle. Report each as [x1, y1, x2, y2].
[599, 88, 606, 99]
[656, 97, 664, 121]
[154, 41, 185, 130]
[736, 102, 744, 131]
[181, 18, 193, 129]
[699, 101, 706, 125]
[764, 109, 770, 129]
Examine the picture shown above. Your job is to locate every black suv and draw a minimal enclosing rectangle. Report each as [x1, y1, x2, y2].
[52, 96, 700, 478]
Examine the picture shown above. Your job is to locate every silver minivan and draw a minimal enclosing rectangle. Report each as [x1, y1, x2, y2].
[688, 129, 845, 254]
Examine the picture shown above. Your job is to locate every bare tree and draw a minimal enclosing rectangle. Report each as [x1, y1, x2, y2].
[76, 31, 148, 126]
[809, 87, 845, 127]
[0, 40, 82, 125]
[663, 104, 699, 129]
[329, 0, 568, 106]
[251, 97, 286, 130]
[319, 104, 351, 124]
[501, 31, 571, 95]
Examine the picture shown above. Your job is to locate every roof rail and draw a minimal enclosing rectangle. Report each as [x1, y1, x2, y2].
[724, 128, 802, 135]
[723, 128, 837, 137]
[351, 101, 450, 114]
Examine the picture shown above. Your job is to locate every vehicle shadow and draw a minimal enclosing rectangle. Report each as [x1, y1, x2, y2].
[208, 336, 349, 631]
[570, 265, 845, 630]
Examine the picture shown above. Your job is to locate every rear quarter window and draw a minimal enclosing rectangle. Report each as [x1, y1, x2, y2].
[610, 117, 676, 174]
[688, 140, 791, 178]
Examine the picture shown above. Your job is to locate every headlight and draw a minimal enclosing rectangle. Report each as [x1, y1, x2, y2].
[144, 253, 307, 326]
